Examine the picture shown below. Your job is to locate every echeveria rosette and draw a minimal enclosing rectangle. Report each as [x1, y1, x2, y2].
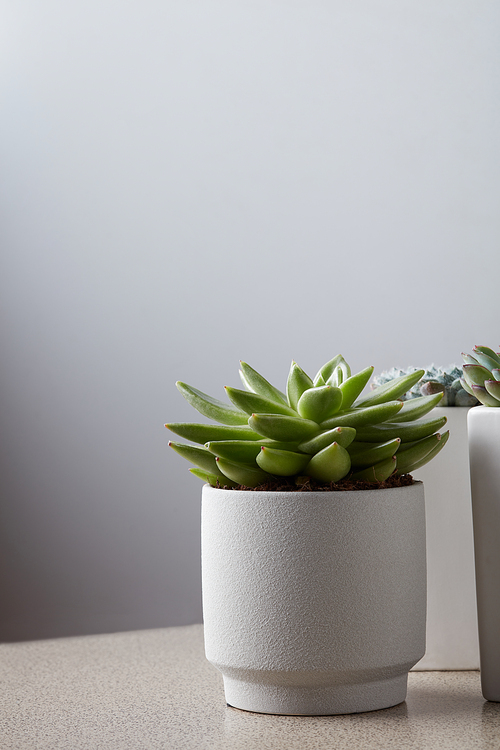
[166, 355, 449, 487]
[461, 346, 500, 406]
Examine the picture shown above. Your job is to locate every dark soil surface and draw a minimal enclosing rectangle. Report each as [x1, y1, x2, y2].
[214, 473, 415, 492]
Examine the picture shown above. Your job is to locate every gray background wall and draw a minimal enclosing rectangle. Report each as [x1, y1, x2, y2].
[1, 0, 499, 641]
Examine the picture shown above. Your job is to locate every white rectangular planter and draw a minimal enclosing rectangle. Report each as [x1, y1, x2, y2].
[412, 407, 479, 670]
[202, 483, 426, 715]
[467, 406, 500, 701]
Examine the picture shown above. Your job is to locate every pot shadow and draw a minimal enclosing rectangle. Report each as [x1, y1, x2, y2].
[481, 699, 500, 742]
[223, 700, 410, 750]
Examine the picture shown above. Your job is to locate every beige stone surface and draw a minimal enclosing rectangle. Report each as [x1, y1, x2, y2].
[1, 624, 499, 749]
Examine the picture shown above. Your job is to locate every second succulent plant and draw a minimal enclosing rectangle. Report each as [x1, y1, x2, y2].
[371, 365, 477, 406]
[461, 345, 500, 406]
[166, 355, 449, 488]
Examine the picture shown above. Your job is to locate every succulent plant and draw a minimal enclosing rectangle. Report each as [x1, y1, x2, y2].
[461, 346, 500, 406]
[166, 355, 449, 488]
[371, 365, 478, 407]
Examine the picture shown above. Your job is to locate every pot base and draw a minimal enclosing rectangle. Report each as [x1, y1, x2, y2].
[223, 674, 408, 716]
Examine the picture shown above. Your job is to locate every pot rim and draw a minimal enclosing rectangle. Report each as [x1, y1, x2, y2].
[202, 480, 423, 495]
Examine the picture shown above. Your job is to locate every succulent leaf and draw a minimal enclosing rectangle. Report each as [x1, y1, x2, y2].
[419, 382, 446, 398]
[394, 433, 443, 475]
[463, 364, 493, 388]
[287, 362, 314, 410]
[256, 447, 310, 476]
[168, 441, 227, 478]
[470, 351, 500, 373]
[389, 392, 444, 422]
[165, 423, 263, 444]
[215, 457, 272, 487]
[338, 366, 374, 410]
[320, 400, 403, 430]
[314, 355, 351, 386]
[347, 438, 401, 468]
[459, 377, 475, 397]
[472, 384, 500, 407]
[326, 365, 345, 388]
[298, 426, 357, 454]
[306, 442, 351, 482]
[350, 457, 397, 482]
[484, 380, 500, 404]
[225, 386, 297, 417]
[248, 413, 320, 442]
[176, 382, 248, 425]
[355, 415, 447, 442]
[473, 346, 500, 367]
[397, 431, 450, 474]
[239, 361, 288, 405]
[355, 369, 425, 407]
[206, 439, 301, 464]
[397, 438, 426, 453]
[297, 385, 343, 422]
[258, 439, 303, 450]
[492, 369, 500, 381]
[239, 369, 255, 392]
[189, 467, 238, 488]
[205, 440, 264, 465]
[461, 353, 479, 366]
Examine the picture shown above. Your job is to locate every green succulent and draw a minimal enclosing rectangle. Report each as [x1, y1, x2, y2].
[461, 346, 500, 406]
[166, 355, 449, 488]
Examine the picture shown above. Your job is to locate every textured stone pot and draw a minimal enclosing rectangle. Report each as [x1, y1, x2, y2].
[467, 406, 500, 702]
[201, 482, 426, 715]
[412, 407, 479, 670]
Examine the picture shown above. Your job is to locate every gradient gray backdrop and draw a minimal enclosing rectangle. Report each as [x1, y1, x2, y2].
[1, 0, 499, 640]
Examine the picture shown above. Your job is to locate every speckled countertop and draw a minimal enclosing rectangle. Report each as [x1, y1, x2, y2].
[1, 624, 499, 749]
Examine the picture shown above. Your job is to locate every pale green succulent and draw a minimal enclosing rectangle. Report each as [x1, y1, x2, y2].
[372, 365, 477, 406]
[461, 346, 500, 406]
[166, 355, 449, 488]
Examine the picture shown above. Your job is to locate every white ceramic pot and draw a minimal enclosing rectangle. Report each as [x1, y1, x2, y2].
[467, 406, 500, 702]
[411, 407, 479, 670]
[201, 483, 426, 715]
